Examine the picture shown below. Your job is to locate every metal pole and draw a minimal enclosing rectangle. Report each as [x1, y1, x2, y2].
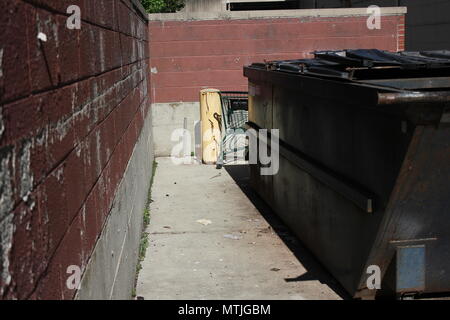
[378, 91, 450, 105]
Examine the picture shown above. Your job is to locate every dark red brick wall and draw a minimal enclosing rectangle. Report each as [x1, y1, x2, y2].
[0, 0, 149, 299]
[149, 14, 405, 103]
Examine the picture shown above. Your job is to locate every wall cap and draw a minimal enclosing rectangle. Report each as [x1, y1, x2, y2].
[148, 7, 407, 22]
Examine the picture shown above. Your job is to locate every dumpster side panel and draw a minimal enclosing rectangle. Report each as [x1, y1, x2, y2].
[272, 85, 412, 209]
[249, 82, 391, 295]
[248, 81, 273, 130]
[246, 49, 450, 298]
[247, 71, 421, 297]
[272, 153, 374, 293]
[268, 92, 407, 295]
[248, 81, 274, 206]
[360, 124, 450, 296]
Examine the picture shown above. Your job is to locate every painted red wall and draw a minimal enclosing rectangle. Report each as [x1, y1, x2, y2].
[0, 0, 149, 299]
[149, 14, 405, 103]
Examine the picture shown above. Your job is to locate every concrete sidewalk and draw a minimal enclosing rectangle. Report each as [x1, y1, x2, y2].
[136, 157, 345, 300]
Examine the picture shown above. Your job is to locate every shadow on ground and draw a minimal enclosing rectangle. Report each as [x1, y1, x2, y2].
[224, 164, 351, 300]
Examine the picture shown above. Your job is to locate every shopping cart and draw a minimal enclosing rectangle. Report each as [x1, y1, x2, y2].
[216, 91, 249, 169]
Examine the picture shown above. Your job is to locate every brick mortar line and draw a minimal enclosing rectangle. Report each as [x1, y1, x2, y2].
[16, 72, 148, 208]
[0, 56, 149, 109]
[2, 76, 148, 267]
[148, 53, 306, 59]
[149, 33, 400, 45]
[75, 105, 150, 300]
[20, 0, 148, 40]
[32, 69, 146, 187]
[1, 63, 146, 168]
[1, 0, 149, 299]
[0, 65, 148, 190]
[24, 90, 149, 300]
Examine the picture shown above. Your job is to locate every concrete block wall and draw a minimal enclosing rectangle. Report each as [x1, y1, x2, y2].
[0, 0, 152, 299]
[148, 8, 406, 156]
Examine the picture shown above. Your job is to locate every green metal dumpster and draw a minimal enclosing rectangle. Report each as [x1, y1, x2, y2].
[244, 49, 450, 299]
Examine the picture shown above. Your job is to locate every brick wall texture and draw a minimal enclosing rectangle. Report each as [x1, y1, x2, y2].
[149, 14, 405, 103]
[0, 0, 150, 299]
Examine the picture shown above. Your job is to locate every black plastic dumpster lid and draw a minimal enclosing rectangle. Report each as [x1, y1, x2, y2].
[253, 49, 450, 81]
